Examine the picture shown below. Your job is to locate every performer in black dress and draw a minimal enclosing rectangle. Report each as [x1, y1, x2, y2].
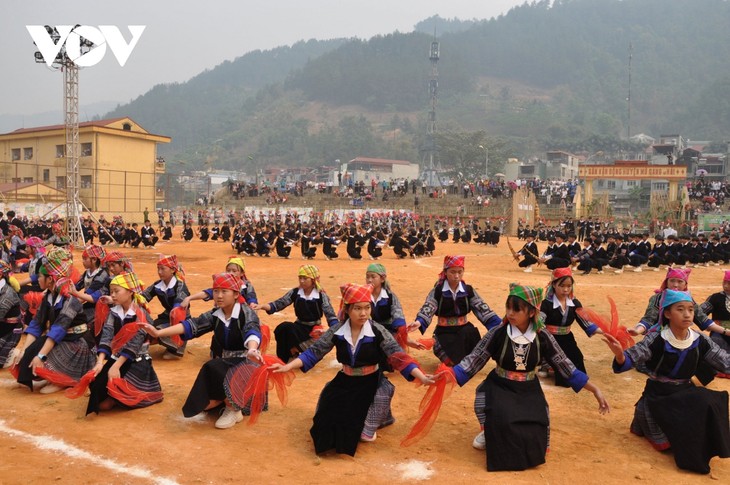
[271, 283, 433, 455]
[603, 289, 729, 474]
[141, 273, 262, 429]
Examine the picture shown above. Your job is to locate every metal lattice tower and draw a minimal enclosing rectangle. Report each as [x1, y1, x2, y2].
[421, 36, 440, 187]
[33, 26, 90, 244]
[63, 62, 83, 243]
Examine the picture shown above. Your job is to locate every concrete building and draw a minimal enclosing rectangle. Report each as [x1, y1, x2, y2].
[0, 117, 170, 218]
[504, 151, 578, 181]
[340, 157, 419, 184]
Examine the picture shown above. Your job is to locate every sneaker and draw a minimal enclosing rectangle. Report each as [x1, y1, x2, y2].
[632, 267, 642, 272]
[39, 383, 64, 394]
[597, 270, 604, 274]
[360, 431, 377, 442]
[613, 269, 623, 274]
[652, 267, 659, 271]
[523, 266, 533, 273]
[215, 406, 243, 429]
[472, 431, 486, 450]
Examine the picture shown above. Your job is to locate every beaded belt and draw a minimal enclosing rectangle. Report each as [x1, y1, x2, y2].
[67, 324, 88, 335]
[297, 320, 320, 327]
[437, 316, 467, 327]
[3, 317, 20, 325]
[495, 365, 536, 381]
[545, 324, 572, 335]
[649, 375, 690, 385]
[222, 350, 248, 358]
[342, 364, 379, 376]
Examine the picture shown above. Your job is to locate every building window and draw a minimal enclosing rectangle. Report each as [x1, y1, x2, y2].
[596, 180, 605, 188]
[607, 180, 616, 189]
[23, 177, 33, 183]
[11, 177, 21, 183]
[123, 123, 132, 131]
[57, 176, 66, 189]
[81, 175, 93, 188]
[56, 145, 65, 158]
[43, 169, 50, 182]
[81, 142, 92, 156]
[626, 180, 637, 187]
[11, 148, 20, 161]
[23, 147, 33, 160]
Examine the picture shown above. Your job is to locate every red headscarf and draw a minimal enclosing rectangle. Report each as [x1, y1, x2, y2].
[438, 255, 465, 281]
[212, 273, 241, 292]
[82, 244, 105, 261]
[548, 267, 574, 299]
[338, 283, 373, 321]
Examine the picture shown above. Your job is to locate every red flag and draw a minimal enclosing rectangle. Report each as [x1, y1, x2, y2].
[168, 306, 187, 347]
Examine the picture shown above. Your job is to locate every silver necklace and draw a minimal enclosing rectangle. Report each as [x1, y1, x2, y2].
[511, 340, 531, 371]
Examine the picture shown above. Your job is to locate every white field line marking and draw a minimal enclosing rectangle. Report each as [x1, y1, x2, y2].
[0, 419, 179, 485]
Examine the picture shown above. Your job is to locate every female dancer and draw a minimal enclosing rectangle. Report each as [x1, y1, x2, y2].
[699, 270, 730, 355]
[450, 284, 608, 471]
[365, 263, 422, 351]
[603, 289, 729, 474]
[87, 272, 162, 414]
[139, 255, 190, 359]
[0, 260, 22, 368]
[15, 248, 95, 394]
[254, 265, 338, 363]
[410, 256, 501, 365]
[141, 273, 262, 429]
[271, 283, 433, 455]
[69, 244, 109, 324]
[539, 267, 602, 386]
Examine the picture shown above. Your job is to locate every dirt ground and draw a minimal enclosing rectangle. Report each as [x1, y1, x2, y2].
[0, 237, 728, 485]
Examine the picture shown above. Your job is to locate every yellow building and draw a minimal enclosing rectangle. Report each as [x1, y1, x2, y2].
[0, 117, 170, 219]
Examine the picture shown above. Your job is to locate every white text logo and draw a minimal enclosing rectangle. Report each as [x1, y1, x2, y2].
[26, 25, 146, 67]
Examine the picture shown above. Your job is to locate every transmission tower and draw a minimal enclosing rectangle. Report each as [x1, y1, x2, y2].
[421, 35, 441, 187]
[32, 26, 92, 245]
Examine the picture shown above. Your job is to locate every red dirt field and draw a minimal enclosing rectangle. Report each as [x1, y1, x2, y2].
[0, 238, 727, 484]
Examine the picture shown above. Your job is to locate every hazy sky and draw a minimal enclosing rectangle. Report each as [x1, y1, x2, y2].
[0, 0, 526, 118]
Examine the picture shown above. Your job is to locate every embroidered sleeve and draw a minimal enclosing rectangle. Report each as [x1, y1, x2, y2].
[387, 290, 407, 328]
[453, 326, 499, 386]
[46, 298, 85, 344]
[298, 322, 342, 371]
[693, 301, 714, 331]
[97, 312, 118, 356]
[637, 294, 660, 330]
[572, 298, 599, 337]
[469, 288, 502, 330]
[616, 332, 660, 372]
[181, 310, 217, 340]
[700, 334, 730, 373]
[320, 292, 339, 326]
[139, 282, 157, 303]
[240, 305, 262, 343]
[0, 287, 20, 320]
[267, 289, 296, 314]
[415, 287, 438, 333]
[243, 281, 258, 305]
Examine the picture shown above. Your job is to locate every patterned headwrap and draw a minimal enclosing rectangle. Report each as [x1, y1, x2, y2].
[25, 236, 46, 254]
[212, 272, 242, 292]
[438, 255, 465, 281]
[366, 263, 390, 290]
[658, 267, 690, 292]
[52, 223, 63, 234]
[157, 254, 184, 280]
[39, 247, 73, 280]
[0, 260, 12, 277]
[82, 244, 106, 262]
[508, 283, 545, 330]
[102, 251, 134, 272]
[546, 267, 574, 299]
[226, 256, 245, 272]
[8, 225, 23, 238]
[298, 264, 322, 291]
[110, 272, 147, 306]
[660, 289, 693, 310]
[338, 283, 373, 321]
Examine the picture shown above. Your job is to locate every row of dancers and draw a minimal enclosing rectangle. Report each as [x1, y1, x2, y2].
[0, 244, 728, 474]
[512, 231, 730, 275]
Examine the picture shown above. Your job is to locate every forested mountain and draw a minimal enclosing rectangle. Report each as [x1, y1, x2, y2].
[103, 0, 730, 175]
